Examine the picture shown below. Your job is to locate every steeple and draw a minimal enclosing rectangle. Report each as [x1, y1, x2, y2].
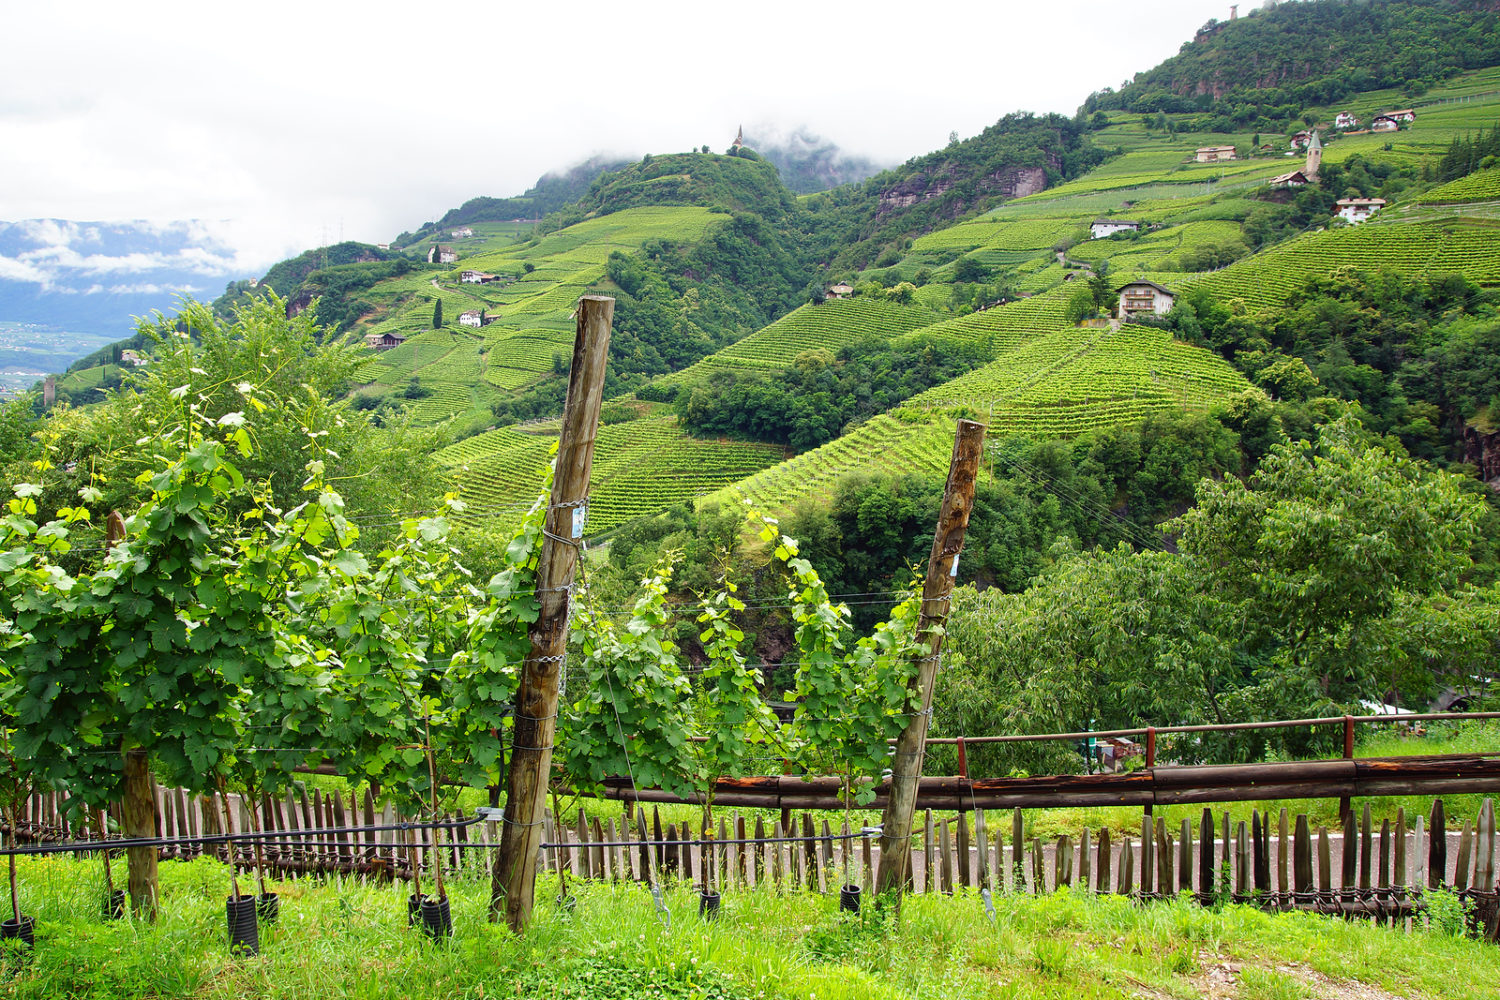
[732, 125, 745, 149]
[1305, 129, 1322, 181]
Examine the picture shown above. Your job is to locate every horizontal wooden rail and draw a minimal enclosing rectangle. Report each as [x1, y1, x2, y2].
[597, 753, 1500, 812]
[920, 711, 1500, 745]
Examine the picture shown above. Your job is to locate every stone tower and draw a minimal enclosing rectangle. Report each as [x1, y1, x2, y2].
[1305, 130, 1322, 182]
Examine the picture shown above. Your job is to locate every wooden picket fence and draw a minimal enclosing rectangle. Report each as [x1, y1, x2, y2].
[7, 784, 1499, 935]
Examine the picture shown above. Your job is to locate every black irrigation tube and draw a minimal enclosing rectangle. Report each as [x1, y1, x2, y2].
[0, 821, 880, 858]
[0, 816, 484, 857]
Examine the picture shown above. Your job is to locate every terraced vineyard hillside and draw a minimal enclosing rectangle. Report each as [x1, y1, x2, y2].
[1190, 218, 1500, 311]
[659, 299, 938, 387]
[696, 412, 961, 514]
[435, 415, 784, 535]
[659, 71, 1500, 519]
[353, 206, 730, 424]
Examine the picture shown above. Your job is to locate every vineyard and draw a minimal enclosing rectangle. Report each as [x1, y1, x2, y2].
[695, 413, 958, 513]
[1417, 168, 1500, 204]
[435, 416, 785, 533]
[903, 322, 1255, 438]
[659, 299, 938, 387]
[1190, 219, 1500, 312]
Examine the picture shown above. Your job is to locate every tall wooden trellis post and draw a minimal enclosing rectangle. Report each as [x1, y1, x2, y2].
[491, 295, 614, 933]
[875, 418, 986, 902]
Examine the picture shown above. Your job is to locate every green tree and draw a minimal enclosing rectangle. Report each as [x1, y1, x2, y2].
[1066, 285, 1096, 324]
[941, 418, 1493, 768]
[433, 299, 443, 328]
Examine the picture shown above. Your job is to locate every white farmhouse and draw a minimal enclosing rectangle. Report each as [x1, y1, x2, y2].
[451, 226, 474, 238]
[1334, 112, 1359, 129]
[459, 310, 484, 328]
[1195, 145, 1237, 162]
[1335, 198, 1386, 224]
[1117, 280, 1176, 318]
[1090, 218, 1140, 239]
[428, 245, 459, 264]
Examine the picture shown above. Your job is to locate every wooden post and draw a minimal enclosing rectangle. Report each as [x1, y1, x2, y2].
[875, 419, 985, 899]
[1143, 728, 1156, 821]
[491, 295, 614, 932]
[1339, 715, 1355, 823]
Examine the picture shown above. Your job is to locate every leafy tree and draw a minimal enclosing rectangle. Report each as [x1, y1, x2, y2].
[939, 417, 1494, 771]
[7, 296, 447, 557]
[1066, 286, 1096, 324]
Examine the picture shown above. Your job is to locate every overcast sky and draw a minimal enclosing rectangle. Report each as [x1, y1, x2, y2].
[0, 0, 1250, 273]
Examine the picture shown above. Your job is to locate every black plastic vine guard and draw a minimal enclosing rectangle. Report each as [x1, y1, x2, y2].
[104, 889, 126, 920]
[0, 915, 34, 948]
[420, 895, 452, 940]
[226, 894, 259, 956]
[839, 883, 861, 914]
[257, 892, 280, 925]
[407, 892, 427, 927]
[698, 889, 721, 921]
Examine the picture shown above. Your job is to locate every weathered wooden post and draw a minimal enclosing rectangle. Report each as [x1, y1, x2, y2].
[490, 296, 614, 932]
[874, 419, 986, 901]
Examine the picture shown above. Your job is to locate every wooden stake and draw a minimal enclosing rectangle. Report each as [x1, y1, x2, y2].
[491, 296, 614, 932]
[874, 419, 986, 898]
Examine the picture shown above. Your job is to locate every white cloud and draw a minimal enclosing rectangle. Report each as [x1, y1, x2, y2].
[0, 255, 51, 286]
[103, 282, 203, 295]
[0, 0, 1253, 273]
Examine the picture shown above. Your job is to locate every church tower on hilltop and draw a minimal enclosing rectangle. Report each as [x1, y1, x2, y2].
[1305, 130, 1322, 182]
[732, 125, 745, 150]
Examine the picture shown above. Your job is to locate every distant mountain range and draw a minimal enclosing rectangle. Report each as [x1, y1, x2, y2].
[0, 219, 246, 392]
[0, 218, 247, 331]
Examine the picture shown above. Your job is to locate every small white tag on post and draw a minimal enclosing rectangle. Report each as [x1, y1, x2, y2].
[949, 553, 960, 577]
[571, 504, 586, 539]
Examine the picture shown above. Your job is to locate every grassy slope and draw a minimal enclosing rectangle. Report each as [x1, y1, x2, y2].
[7, 855, 1497, 1000]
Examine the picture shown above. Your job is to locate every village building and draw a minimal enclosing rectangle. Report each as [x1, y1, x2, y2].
[1385, 109, 1417, 123]
[1371, 115, 1400, 132]
[450, 226, 474, 238]
[1117, 279, 1176, 318]
[428, 245, 458, 264]
[825, 282, 853, 299]
[459, 310, 484, 328]
[364, 331, 407, 351]
[1090, 218, 1140, 239]
[1336, 198, 1386, 225]
[731, 125, 745, 150]
[1290, 131, 1312, 150]
[461, 270, 501, 284]
[1195, 145, 1237, 163]
[376, 243, 390, 250]
[1270, 170, 1310, 188]
[119, 350, 148, 366]
[1303, 130, 1322, 182]
[248, 277, 259, 288]
[1334, 112, 1359, 129]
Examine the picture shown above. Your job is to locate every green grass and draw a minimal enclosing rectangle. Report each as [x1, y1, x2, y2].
[4, 854, 1496, 999]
